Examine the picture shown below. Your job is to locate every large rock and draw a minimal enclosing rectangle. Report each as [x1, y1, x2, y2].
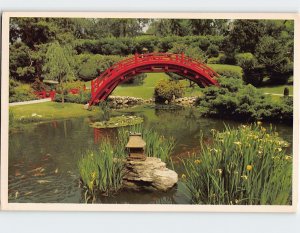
[123, 157, 178, 192]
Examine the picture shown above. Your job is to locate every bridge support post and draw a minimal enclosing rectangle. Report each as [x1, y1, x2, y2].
[181, 52, 184, 62]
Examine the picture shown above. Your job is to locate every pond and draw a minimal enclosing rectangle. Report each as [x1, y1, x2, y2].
[8, 105, 293, 204]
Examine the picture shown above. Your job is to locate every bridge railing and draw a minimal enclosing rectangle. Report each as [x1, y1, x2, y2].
[91, 53, 219, 99]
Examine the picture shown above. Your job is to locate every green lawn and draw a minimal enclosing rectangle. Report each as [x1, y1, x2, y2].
[258, 85, 293, 95]
[10, 102, 100, 123]
[112, 73, 168, 99]
[112, 73, 203, 99]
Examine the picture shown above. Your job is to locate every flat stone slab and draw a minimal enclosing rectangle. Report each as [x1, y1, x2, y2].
[123, 157, 178, 192]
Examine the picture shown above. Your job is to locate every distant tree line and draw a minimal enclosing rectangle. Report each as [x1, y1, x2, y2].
[9, 18, 294, 86]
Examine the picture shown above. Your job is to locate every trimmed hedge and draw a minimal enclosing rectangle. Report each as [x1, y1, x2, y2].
[75, 54, 123, 81]
[74, 35, 225, 56]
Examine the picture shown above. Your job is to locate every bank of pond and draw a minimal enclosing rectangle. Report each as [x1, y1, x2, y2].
[8, 105, 293, 205]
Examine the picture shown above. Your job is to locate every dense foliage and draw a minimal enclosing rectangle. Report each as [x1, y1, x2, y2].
[196, 77, 293, 124]
[183, 124, 292, 205]
[154, 79, 185, 103]
[224, 20, 294, 85]
[9, 80, 37, 103]
[9, 18, 294, 103]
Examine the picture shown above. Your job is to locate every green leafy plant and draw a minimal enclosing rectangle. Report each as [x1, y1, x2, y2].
[78, 139, 125, 202]
[154, 79, 185, 103]
[182, 124, 292, 205]
[196, 77, 293, 124]
[9, 81, 37, 103]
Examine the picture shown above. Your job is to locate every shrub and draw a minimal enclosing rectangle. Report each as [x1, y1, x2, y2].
[9, 81, 37, 103]
[284, 87, 290, 96]
[168, 43, 207, 62]
[242, 66, 265, 87]
[61, 80, 86, 92]
[159, 36, 179, 52]
[154, 79, 185, 103]
[207, 44, 219, 58]
[207, 53, 226, 64]
[197, 77, 293, 124]
[55, 91, 91, 104]
[134, 35, 159, 53]
[182, 124, 292, 205]
[235, 53, 257, 70]
[76, 54, 123, 81]
[235, 53, 269, 87]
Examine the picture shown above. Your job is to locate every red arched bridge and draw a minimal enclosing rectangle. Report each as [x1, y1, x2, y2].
[89, 53, 219, 105]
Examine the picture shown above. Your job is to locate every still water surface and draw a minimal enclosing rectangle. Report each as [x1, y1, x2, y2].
[8, 105, 293, 204]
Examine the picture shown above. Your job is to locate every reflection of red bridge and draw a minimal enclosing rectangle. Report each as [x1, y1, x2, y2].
[89, 53, 219, 105]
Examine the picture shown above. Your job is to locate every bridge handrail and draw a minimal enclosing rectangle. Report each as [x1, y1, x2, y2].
[112, 53, 218, 76]
[94, 53, 218, 85]
[89, 53, 219, 104]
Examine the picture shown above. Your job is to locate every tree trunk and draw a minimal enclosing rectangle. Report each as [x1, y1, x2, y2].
[59, 78, 64, 104]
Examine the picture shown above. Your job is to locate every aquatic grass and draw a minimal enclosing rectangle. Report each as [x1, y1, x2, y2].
[182, 123, 292, 205]
[117, 124, 175, 162]
[78, 124, 175, 202]
[78, 138, 125, 201]
[90, 115, 143, 128]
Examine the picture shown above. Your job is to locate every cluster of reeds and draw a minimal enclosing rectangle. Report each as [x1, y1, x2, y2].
[98, 101, 111, 121]
[78, 123, 175, 202]
[182, 123, 292, 205]
[117, 124, 175, 162]
[78, 138, 125, 202]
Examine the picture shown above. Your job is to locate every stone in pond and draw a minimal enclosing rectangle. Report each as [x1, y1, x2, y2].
[123, 157, 178, 192]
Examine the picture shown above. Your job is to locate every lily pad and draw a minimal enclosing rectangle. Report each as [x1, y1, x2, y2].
[90, 115, 143, 129]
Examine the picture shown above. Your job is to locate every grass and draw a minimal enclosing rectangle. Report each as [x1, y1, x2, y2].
[257, 84, 293, 103]
[10, 102, 100, 125]
[112, 73, 203, 99]
[258, 85, 293, 95]
[182, 123, 292, 205]
[112, 73, 168, 99]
